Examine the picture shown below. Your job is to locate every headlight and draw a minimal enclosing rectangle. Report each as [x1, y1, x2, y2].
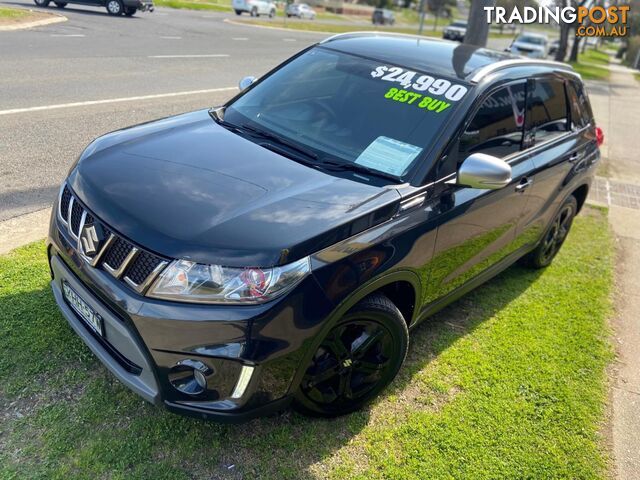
[147, 257, 311, 304]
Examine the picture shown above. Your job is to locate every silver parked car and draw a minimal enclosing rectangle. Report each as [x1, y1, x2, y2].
[508, 33, 549, 58]
[286, 3, 316, 19]
[442, 20, 467, 42]
[233, 0, 276, 17]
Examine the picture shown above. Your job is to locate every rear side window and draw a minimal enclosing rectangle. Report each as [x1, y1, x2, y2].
[458, 83, 526, 159]
[567, 81, 593, 129]
[527, 78, 568, 143]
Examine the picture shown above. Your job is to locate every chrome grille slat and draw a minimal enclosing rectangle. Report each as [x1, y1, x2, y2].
[57, 183, 169, 294]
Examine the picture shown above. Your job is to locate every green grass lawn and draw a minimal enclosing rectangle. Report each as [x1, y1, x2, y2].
[0, 209, 614, 479]
[232, 19, 514, 40]
[153, 0, 232, 12]
[581, 49, 611, 66]
[570, 48, 611, 81]
[0, 6, 28, 19]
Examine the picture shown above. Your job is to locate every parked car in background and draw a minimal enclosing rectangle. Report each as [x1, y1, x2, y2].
[442, 20, 467, 41]
[233, 0, 276, 17]
[286, 3, 316, 19]
[33, 0, 152, 16]
[372, 8, 395, 25]
[49, 33, 602, 422]
[548, 39, 560, 57]
[508, 32, 550, 58]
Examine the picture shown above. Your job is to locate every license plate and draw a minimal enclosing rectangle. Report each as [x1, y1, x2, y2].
[63, 281, 104, 337]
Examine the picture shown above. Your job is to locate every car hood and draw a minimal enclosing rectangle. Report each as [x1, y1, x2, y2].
[445, 26, 466, 32]
[68, 109, 401, 267]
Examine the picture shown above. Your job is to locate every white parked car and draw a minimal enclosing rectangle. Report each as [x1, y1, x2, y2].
[286, 3, 316, 19]
[233, 0, 276, 17]
[508, 33, 549, 58]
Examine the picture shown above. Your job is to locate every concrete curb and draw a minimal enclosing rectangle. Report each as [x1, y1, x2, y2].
[0, 208, 50, 255]
[0, 11, 67, 31]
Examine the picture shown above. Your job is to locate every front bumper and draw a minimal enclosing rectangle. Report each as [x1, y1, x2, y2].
[47, 199, 335, 422]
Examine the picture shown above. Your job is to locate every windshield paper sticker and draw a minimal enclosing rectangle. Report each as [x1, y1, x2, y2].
[355, 136, 422, 176]
[371, 66, 468, 107]
[384, 87, 451, 113]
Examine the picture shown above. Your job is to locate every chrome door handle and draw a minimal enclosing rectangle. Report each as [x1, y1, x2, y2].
[569, 152, 583, 163]
[516, 178, 533, 192]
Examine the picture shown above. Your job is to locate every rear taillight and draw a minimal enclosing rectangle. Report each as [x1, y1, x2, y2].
[596, 126, 604, 147]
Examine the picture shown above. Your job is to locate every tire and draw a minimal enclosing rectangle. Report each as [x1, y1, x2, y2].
[34, 0, 50, 6]
[54, 2, 67, 7]
[235, 9, 242, 15]
[106, 0, 123, 15]
[293, 293, 409, 417]
[250, 6, 257, 16]
[124, 6, 136, 15]
[521, 195, 578, 269]
[268, 8, 275, 18]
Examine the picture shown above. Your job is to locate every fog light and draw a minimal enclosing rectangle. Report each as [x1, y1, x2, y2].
[169, 359, 213, 396]
[194, 369, 207, 389]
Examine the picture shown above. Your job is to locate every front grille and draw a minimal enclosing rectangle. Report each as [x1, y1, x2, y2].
[70, 200, 83, 235]
[60, 186, 72, 219]
[104, 237, 134, 270]
[125, 250, 164, 285]
[57, 184, 168, 294]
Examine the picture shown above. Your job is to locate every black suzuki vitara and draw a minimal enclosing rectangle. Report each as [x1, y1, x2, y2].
[48, 33, 603, 421]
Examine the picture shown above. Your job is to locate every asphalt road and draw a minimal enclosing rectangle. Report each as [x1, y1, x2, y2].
[0, 2, 511, 221]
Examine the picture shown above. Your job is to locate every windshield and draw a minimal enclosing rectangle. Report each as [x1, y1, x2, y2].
[451, 21, 467, 27]
[517, 35, 546, 45]
[224, 48, 469, 179]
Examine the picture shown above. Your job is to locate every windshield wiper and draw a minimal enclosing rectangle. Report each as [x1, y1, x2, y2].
[236, 123, 319, 162]
[318, 159, 401, 183]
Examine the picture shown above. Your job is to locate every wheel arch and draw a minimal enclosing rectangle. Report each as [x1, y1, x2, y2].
[571, 183, 589, 213]
[287, 270, 421, 394]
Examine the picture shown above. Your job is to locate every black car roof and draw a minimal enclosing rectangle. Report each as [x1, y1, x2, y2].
[320, 33, 574, 82]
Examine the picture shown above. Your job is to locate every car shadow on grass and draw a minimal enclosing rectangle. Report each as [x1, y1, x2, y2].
[0, 243, 544, 479]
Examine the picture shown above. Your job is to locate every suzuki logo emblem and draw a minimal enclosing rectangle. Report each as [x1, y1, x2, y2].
[80, 225, 99, 256]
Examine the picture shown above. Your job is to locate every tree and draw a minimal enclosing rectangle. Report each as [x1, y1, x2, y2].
[463, 0, 497, 47]
[427, 0, 455, 31]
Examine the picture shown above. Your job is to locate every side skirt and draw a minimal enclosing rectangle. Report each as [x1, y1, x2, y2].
[410, 245, 534, 330]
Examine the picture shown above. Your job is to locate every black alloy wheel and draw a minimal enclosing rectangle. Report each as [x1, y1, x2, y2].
[522, 195, 577, 269]
[294, 293, 409, 417]
[54, 2, 67, 7]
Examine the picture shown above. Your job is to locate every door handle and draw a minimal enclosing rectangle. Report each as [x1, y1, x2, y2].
[516, 177, 533, 192]
[569, 152, 583, 163]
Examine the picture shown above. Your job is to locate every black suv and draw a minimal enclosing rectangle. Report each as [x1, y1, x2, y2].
[34, 0, 153, 16]
[48, 33, 602, 422]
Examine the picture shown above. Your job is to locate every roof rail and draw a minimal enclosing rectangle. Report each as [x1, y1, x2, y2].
[468, 58, 577, 83]
[320, 31, 444, 45]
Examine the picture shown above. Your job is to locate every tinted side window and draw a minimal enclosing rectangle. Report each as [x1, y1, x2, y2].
[527, 79, 568, 143]
[458, 83, 526, 159]
[567, 81, 592, 129]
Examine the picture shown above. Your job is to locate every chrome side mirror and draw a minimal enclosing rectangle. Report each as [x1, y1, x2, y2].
[238, 76, 256, 91]
[457, 153, 512, 190]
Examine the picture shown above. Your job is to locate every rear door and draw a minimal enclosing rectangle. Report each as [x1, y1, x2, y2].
[516, 76, 589, 247]
[421, 81, 536, 306]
